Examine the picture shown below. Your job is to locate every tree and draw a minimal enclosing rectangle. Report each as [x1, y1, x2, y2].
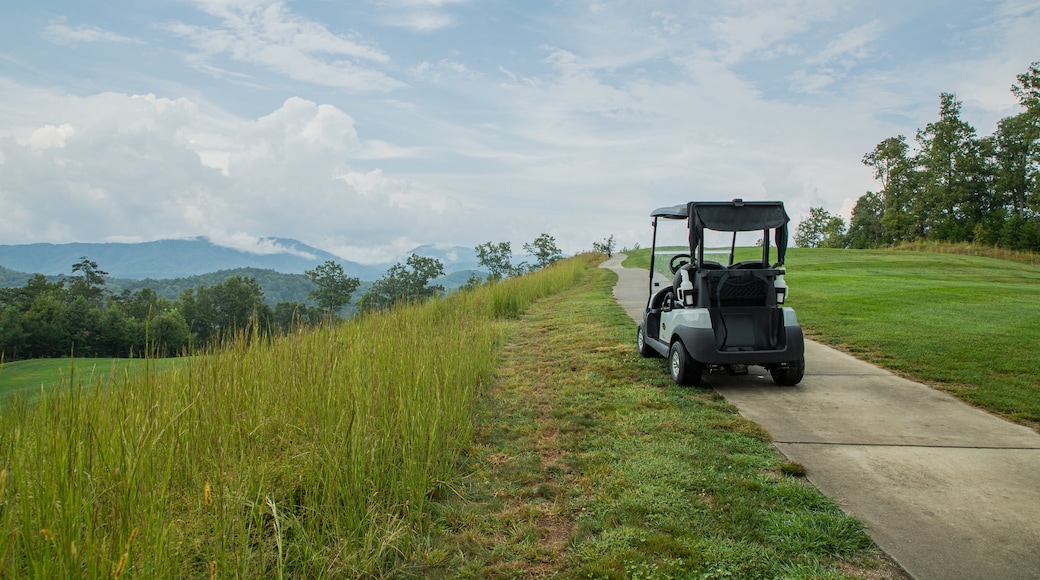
[847, 192, 885, 249]
[593, 234, 616, 257]
[304, 260, 360, 316]
[475, 241, 517, 281]
[360, 254, 445, 311]
[1007, 61, 1040, 214]
[180, 276, 273, 344]
[0, 307, 28, 360]
[915, 92, 989, 241]
[68, 257, 108, 304]
[994, 113, 1035, 217]
[524, 234, 563, 269]
[863, 135, 922, 242]
[794, 207, 847, 248]
[273, 301, 323, 333]
[147, 313, 190, 357]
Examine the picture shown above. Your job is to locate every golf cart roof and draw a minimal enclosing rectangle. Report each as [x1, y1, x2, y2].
[651, 199, 791, 266]
[650, 200, 790, 232]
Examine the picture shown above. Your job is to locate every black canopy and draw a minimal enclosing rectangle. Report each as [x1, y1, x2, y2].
[650, 200, 791, 266]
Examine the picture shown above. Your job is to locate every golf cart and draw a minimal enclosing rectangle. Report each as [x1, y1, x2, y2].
[637, 199, 805, 386]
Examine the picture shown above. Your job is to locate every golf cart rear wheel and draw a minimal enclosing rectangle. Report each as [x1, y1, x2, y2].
[770, 358, 805, 386]
[669, 341, 702, 386]
[637, 325, 656, 358]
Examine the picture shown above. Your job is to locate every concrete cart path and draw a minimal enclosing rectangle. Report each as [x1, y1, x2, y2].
[601, 253, 1040, 580]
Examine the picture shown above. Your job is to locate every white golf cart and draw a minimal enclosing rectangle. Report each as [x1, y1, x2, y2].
[637, 199, 805, 386]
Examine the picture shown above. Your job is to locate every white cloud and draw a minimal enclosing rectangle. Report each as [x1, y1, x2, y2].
[0, 87, 472, 256]
[41, 19, 139, 45]
[813, 20, 884, 67]
[166, 0, 405, 92]
[708, 0, 838, 64]
[204, 232, 317, 258]
[20, 123, 76, 151]
[373, 0, 471, 31]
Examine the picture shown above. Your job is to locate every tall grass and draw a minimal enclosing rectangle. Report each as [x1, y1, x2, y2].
[0, 255, 594, 578]
[892, 240, 1040, 266]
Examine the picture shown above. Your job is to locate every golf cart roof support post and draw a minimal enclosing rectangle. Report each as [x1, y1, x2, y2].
[729, 231, 737, 266]
[648, 216, 659, 308]
[761, 228, 770, 264]
[774, 222, 788, 267]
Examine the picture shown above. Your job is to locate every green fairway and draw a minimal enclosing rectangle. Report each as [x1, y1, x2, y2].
[624, 247, 1040, 428]
[0, 357, 180, 403]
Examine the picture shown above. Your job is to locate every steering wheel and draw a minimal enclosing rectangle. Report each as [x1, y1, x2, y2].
[668, 253, 691, 275]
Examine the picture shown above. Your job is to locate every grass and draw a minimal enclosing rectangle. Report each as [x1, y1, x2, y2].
[0, 358, 181, 404]
[422, 266, 900, 578]
[0, 256, 592, 578]
[623, 245, 1040, 428]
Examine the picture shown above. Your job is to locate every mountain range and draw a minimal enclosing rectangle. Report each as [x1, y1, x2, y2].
[0, 237, 486, 281]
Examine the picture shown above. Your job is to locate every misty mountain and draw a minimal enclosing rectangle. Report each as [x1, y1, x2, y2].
[0, 237, 513, 283]
[0, 237, 385, 280]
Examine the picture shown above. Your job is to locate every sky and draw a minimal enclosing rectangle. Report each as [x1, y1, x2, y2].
[1, 0, 1038, 264]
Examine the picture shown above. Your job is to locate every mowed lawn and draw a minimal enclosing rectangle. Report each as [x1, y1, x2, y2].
[626, 247, 1040, 428]
[0, 357, 183, 403]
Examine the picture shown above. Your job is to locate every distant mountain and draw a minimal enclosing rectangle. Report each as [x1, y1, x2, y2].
[0, 238, 519, 289]
[0, 237, 383, 280]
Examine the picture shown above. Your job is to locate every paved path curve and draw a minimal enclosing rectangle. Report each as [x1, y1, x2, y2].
[602, 253, 1040, 580]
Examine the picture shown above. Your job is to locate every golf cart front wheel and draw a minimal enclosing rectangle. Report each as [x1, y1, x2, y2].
[669, 341, 702, 386]
[769, 358, 805, 386]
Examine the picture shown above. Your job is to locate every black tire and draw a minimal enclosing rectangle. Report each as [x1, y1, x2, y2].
[669, 341, 702, 386]
[770, 358, 805, 386]
[637, 324, 655, 358]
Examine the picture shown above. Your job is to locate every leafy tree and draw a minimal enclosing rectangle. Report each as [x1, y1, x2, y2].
[64, 296, 103, 356]
[915, 92, 989, 241]
[994, 112, 1035, 217]
[360, 254, 445, 311]
[794, 207, 847, 248]
[305, 260, 360, 316]
[22, 292, 68, 358]
[148, 312, 190, 357]
[847, 192, 885, 249]
[863, 135, 921, 242]
[68, 257, 108, 304]
[273, 301, 323, 333]
[97, 307, 135, 357]
[124, 287, 166, 321]
[593, 234, 616, 257]
[475, 241, 517, 281]
[524, 234, 563, 269]
[0, 307, 28, 360]
[179, 276, 273, 344]
[1007, 62, 1040, 214]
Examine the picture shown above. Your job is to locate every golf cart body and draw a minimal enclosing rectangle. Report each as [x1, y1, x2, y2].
[637, 199, 805, 386]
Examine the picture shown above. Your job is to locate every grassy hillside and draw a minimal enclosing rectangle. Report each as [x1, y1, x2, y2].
[0, 255, 898, 578]
[624, 247, 1040, 428]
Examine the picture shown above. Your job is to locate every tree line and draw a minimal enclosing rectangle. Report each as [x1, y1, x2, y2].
[795, 62, 1040, 251]
[0, 234, 570, 361]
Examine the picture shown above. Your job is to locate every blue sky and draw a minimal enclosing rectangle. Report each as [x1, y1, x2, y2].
[1, 0, 1038, 263]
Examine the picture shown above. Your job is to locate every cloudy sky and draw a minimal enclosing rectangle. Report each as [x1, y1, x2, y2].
[1, 0, 1038, 263]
